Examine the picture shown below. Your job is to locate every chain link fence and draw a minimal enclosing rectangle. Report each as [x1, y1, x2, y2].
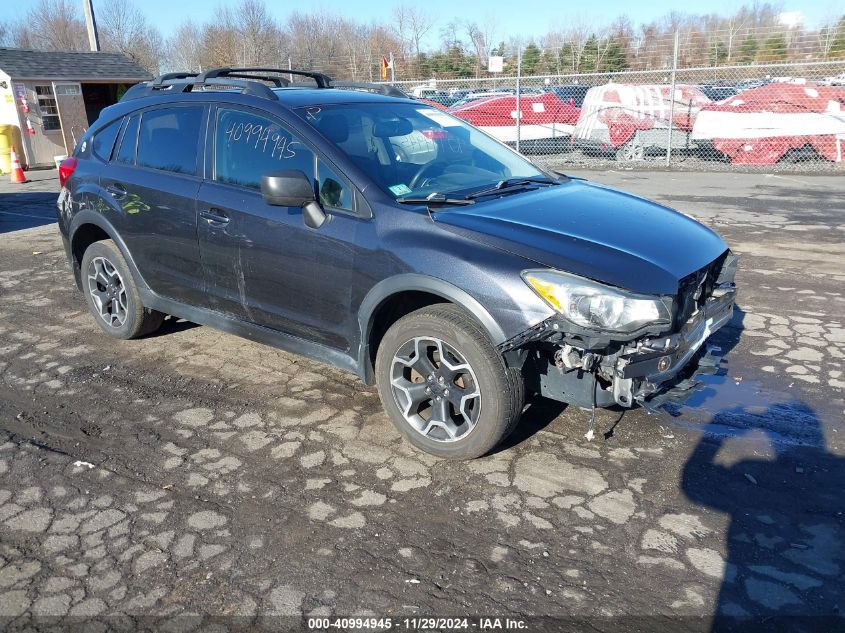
[382, 41, 845, 173]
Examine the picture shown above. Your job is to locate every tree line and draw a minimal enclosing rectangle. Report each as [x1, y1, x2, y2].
[1, 0, 843, 80]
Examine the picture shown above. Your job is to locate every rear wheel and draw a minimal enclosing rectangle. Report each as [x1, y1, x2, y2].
[375, 305, 524, 459]
[81, 240, 164, 339]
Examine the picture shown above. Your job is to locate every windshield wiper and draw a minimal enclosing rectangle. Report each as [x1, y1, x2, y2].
[396, 192, 476, 206]
[464, 176, 561, 200]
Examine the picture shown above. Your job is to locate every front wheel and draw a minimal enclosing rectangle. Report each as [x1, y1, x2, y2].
[375, 305, 524, 459]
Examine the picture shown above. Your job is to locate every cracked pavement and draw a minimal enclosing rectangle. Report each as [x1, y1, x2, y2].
[0, 168, 843, 629]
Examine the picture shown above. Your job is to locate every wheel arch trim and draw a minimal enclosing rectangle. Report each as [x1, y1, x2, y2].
[68, 210, 151, 294]
[356, 274, 507, 384]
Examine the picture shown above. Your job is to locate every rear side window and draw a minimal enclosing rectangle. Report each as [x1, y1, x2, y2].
[115, 114, 139, 165]
[214, 108, 313, 190]
[92, 119, 122, 162]
[137, 106, 203, 174]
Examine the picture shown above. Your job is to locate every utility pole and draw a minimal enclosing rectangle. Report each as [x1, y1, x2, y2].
[83, 0, 100, 52]
[665, 30, 680, 166]
[515, 47, 522, 153]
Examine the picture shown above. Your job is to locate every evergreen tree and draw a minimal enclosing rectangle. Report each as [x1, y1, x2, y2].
[738, 35, 758, 63]
[521, 43, 542, 74]
[603, 38, 627, 72]
[758, 33, 787, 62]
[710, 40, 728, 66]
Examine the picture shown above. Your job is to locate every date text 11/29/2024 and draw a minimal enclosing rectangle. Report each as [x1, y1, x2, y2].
[307, 617, 528, 630]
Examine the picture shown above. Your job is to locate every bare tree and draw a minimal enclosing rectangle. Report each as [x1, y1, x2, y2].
[817, 12, 844, 59]
[11, 0, 87, 51]
[97, 0, 163, 73]
[0, 22, 12, 46]
[225, 0, 286, 67]
[722, 14, 748, 61]
[394, 3, 435, 60]
[464, 15, 498, 77]
[164, 20, 203, 72]
[565, 19, 593, 73]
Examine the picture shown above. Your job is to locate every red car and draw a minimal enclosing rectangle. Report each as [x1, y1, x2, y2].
[449, 92, 580, 147]
[692, 82, 845, 165]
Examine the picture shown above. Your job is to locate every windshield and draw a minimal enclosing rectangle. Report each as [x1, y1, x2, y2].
[295, 102, 546, 199]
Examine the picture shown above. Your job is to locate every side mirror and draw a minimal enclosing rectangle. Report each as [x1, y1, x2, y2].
[261, 170, 315, 207]
[261, 169, 326, 229]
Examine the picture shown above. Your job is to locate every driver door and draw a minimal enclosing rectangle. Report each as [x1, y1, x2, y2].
[196, 105, 361, 350]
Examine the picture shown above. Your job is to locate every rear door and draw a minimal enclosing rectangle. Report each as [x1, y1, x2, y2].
[102, 104, 208, 305]
[196, 104, 361, 350]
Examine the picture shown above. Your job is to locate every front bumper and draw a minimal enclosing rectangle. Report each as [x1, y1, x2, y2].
[610, 287, 735, 408]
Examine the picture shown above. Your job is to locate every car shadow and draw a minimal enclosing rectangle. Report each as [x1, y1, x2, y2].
[146, 316, 200, 337]
[682, 402, 845, 630]
[492, 395, 567, 454]
[0, 191, 58, 233]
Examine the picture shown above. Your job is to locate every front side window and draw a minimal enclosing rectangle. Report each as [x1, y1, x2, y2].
[296, 103, 545, 199]
[137, 106, 203, 174]
[92, 118, 122, 162]
[214, 108, 313, 190]
[317, 160, 353, 211]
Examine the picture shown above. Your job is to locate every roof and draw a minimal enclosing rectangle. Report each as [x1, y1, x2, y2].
[0, 47, 151, 82]
[272, 87, 416, 107]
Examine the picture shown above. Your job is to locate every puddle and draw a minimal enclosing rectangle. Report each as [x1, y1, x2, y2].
[663, 369, 826, 448]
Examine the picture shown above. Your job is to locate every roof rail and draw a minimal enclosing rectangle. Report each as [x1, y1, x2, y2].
[199, 67, 332, 89]
[120, 66, 334, 102]
[152, 71, 199, 87]
[329, 81, 409, 98]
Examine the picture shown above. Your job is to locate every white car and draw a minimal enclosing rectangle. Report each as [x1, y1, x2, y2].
[821, 73, 845, 86]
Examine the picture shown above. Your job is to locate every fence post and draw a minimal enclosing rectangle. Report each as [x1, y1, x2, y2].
[665, 30, 680, 166]
[516, 47, 522, 153]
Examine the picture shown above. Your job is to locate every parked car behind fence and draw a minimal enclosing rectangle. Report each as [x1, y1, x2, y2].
[692, 82, 845, 165]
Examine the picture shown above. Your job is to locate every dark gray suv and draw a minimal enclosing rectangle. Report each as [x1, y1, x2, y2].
[57, 67, 737, 459]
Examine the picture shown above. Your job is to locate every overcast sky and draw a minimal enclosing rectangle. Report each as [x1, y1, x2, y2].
[2, 0, 840, 45]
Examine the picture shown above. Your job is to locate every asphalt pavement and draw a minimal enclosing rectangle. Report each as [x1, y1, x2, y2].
[0, 167, 843, 630]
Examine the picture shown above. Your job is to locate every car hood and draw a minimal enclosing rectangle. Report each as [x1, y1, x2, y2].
[432, 179, 728, 295]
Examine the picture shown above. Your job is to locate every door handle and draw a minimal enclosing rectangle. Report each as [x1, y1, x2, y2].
[105, 183, 127, 200]
[200, 208, 230, 226]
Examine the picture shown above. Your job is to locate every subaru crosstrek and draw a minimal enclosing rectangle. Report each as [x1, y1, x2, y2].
[57, 68, 737, 459]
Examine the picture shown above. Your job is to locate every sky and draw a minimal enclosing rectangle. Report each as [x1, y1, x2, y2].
[1, 0, 840, 45]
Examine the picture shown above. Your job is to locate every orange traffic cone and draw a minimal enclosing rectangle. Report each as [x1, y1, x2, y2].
[10, 146, 28, 184]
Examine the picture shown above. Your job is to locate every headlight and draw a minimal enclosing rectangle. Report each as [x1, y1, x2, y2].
[522, 269, 673, 333]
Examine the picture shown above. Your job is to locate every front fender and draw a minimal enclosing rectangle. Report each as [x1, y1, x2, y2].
[356, 273, 508, 384]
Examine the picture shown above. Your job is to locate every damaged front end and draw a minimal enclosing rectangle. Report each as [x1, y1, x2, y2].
[501, 252, 738, 411]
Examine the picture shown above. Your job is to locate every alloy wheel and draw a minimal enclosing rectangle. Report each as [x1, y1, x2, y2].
[389, 336, 481, 442]
[87, 256, 128, 328]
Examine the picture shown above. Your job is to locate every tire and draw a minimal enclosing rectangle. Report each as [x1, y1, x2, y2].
[615, 134, 645, 162]
[80, 239, 164, 339]
[375, 304, 525, 459]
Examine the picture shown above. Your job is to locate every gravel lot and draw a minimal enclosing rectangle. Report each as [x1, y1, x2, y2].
[0, 167, 843, 630]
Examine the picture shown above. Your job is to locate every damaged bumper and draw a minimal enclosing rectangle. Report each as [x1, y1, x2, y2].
[503, 252, 738, 412]
[613, 286, 734, 408]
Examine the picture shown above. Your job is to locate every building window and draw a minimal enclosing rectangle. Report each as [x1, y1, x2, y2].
[35, 85, 61, 131]
[54, 83, 82, 96]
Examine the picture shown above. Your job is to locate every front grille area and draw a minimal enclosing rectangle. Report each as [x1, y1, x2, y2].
[675, 250, 732, 328]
